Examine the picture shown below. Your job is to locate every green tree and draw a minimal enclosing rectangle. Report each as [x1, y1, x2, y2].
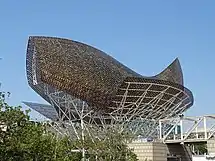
[0, 92, 138, 161]
[0, 93, 81, 161]
[193, 143, 207, 155]
[82, 128, 138, 161]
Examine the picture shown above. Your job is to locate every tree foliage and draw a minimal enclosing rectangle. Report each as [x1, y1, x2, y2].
[0, 93, 81, 161]
[193, 143, 207, 155]
[82, 128, 138, 161]
[0, 93, 138, 161]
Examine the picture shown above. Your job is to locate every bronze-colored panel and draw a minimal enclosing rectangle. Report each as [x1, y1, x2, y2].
[26, 36, 193, 118]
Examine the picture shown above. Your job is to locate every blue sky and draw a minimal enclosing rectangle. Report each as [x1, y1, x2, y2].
[0, 0, 215, 119]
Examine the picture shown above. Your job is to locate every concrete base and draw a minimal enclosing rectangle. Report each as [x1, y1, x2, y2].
[128, 141, 167, 161]
[128, 141, 193, 161]
[207, 139, 215, 155]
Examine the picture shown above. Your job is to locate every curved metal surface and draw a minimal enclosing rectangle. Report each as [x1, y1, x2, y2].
[26, 36, 193, 115]
[23, 101, 58, 121]
[153, 58, 184, 85]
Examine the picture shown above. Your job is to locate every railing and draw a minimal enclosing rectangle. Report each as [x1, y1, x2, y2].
[159, 115, 215, 143]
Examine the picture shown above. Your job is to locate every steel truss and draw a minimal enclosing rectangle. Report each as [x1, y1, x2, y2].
[108, 80, 192, 138]
[44, 88, 108, 142]
[159, 115, 215, 143]
[40, 79, 192, 141]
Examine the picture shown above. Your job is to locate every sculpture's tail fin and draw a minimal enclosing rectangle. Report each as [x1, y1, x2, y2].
[154, 58, 184, 85]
